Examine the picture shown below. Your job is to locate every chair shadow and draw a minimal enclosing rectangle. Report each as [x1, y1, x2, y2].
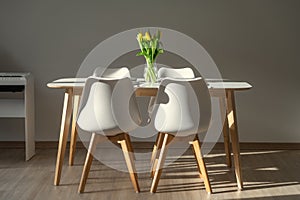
[61, 149, 300, 195]
[152, 149, 300, 194]
[222, 195, 300, 200]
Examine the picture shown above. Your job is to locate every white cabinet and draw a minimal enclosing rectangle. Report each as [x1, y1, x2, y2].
[0, 73, 35, 161]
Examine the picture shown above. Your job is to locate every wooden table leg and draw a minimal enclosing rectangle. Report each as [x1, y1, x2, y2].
[226, 90, 243, 190]
[219, 97, 232, 168]
[69, 94, 80, 166]
[54, 88, 73, 186]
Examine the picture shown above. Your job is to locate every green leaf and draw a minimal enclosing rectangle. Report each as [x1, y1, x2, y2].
[136, 51, 145, 56]
[158, 49, 164, 54]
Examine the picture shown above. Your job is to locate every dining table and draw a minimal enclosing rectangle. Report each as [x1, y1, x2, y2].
[47, 77, 252, 191]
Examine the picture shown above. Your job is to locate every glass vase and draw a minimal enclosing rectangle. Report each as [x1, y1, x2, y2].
[144, 60, 158, 84]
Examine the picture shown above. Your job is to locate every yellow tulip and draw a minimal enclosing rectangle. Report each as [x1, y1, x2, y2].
[157, 30, 161, 39]
[144, 32, 151, 41]
[137, 32, 142, 41]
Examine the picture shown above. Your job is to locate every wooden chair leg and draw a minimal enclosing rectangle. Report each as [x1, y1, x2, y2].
[118, 133, 140, 193]
[150, 133, 174, 193]
[151, 132, 165, 178]
[191, 135, 212, 194]
[69, 94, 80, 166]
[124, 133, 136, 161]
[78, 133, 98, 193]
[150, 132, 161, 164]
[189, 136, 203, 179]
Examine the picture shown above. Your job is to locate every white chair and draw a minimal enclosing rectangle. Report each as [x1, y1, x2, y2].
[149, 67, 195, 161]
[76, 77, 141, 193]
[148, 67, 195, 113]
[157, 67, 195, 79]
[93, 66, 131, 78]
[150, 77, 212, 193]
[68, 66, 131, 166]
[151, 67, 231, 174]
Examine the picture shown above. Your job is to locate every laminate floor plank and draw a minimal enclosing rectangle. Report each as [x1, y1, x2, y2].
[0, 148, 299, 200]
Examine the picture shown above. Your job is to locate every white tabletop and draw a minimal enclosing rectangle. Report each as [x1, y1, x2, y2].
[47, 78, 252, 91]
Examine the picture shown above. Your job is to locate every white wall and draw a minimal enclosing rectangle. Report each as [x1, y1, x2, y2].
[0, 0, 299, 142]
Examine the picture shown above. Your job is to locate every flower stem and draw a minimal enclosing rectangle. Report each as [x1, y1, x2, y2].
[145, 59, 157, 83]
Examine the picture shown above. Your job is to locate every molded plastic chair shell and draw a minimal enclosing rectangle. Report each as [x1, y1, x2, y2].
[149, 77, 212, 193]
[93, 67, 131, 78]
[153, 77, 211, 137]
[147, 67, 195, 113]
[76, 77, 141, 193]
[157, 67, 195, 79]
[77, 77, 141, 136]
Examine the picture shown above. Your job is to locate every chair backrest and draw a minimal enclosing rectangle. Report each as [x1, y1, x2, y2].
[153, 77, 211, 137]
[77, 77, 141, 136]
[158, 67, 195, 79]
[93, 67, 131, 78]
[147, 67, 196, 114]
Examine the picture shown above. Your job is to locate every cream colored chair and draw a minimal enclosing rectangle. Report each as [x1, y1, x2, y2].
[77, 77, 141, 193]
[148, 67, 195, 113]
[149, 67, 195, 161]
[157, 67, 195, 79]
[150, 77, 212, 193]
[93, 66, 131, 78]
[69, 67, 131, 166]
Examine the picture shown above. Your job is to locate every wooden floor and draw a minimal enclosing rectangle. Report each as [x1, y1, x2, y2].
[0, 147, 300, 200]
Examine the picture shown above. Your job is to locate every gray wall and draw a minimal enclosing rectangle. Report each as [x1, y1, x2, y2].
[0, 0, 299, 142]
